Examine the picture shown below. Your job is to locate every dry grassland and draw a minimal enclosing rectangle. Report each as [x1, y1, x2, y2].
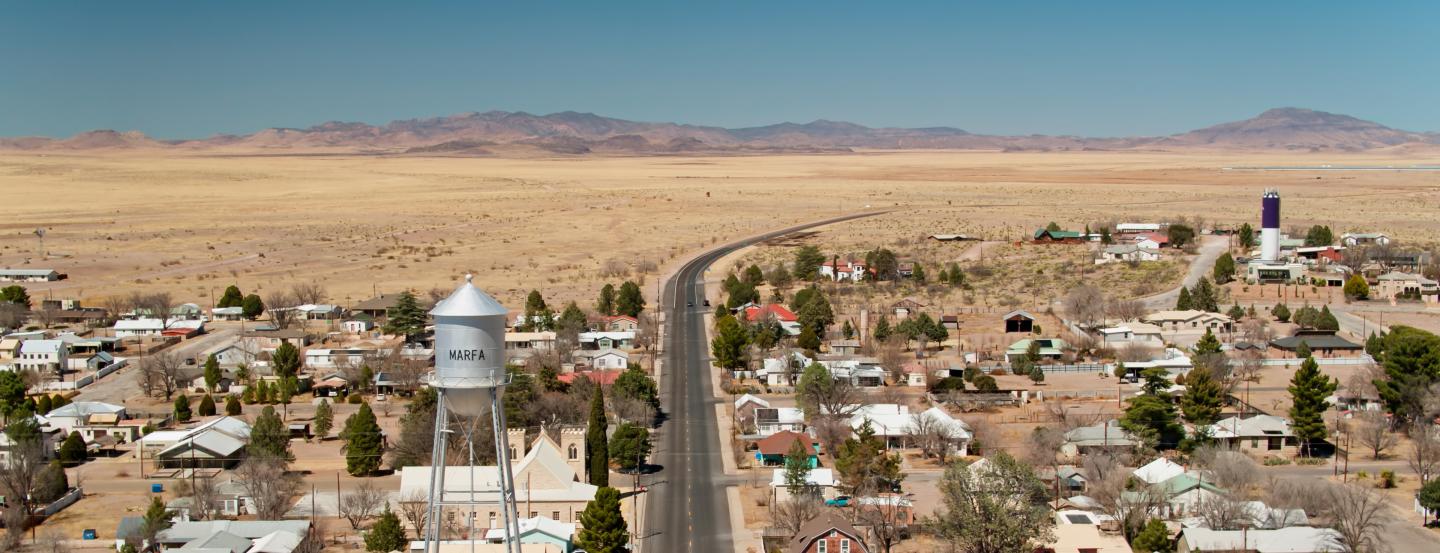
[3, 150, 1438, 310]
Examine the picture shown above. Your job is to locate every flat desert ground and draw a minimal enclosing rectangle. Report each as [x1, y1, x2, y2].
[3, 150, 1438, 309]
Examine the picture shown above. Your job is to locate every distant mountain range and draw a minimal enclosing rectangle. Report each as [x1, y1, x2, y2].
[3, 107, 1435, 154]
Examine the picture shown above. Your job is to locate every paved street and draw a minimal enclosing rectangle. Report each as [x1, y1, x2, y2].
[75, 325, 239, 405]
[645, 211, 886, 553]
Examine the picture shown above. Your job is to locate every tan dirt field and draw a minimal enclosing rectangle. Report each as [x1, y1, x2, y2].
[3, 150, 1439, 312]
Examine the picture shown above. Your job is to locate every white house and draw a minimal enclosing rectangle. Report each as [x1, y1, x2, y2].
[17, 339, 68, 375]
[1116, 223, 1161, 233]
[819, 259, 867, 282]
[44, 401, 126, 434]
[0, 269, 61, 282]
[1096, 245, 1162, 264]
[1340, 232, 1390, 247]
[770, 467, 839, 502]
[343, 319, 375, 333]
[1132, 458, 1186, 486]
[1207, 414, 1298, 455]
[1177, 526, 1341, 553]
[210, 307, 245, 321]
[1094, 323, 1165, 345]
[304, 348, 378, 370]
[1143, 310, 1234, 333]
[754, 407, 806, 436]
[114, 318, 205, 338]
[399, 431, 597, 527]
[582, 348, 629, 370]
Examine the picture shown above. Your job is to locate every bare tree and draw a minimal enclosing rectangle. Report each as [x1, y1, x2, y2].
[139, 350, 185, 400]
[1350, 411, 1396, 459]
[1263, 476, 1332, 527]
[529, 392, 585, 428]
[1026, 425, 1065, 474]
[1090, 469, 1163, 537]
[1195, 492, 1250, 530]
[397, 490, 430, 538]
[854, 497, 909, 553]
[1118, 343, 1158, 363]
[811, 416, 853, 458]
[1232, 349, 1264, 383]
[0, 303, 28, 331]
[636, 312, 660, 361]
[263, 290, 297, 330]
[1326, 482, 1389, 553]
[291, 282, 328, 306]
[771, 498, 821, 536]
[235, 453, 301, 520]
[32, 306, 58, 329]
[339, 480, 386, 530]
[139, 292, 176, 328]
[1408, 423, 1440, 483]
[34, 530, 66, 553]
[1062, 285, 1107, 328]
[1191, 446, 1260, 492]
[100, 294, 133, 325]
[1106, 298, 1145, 322]
[806, 377, 861, 419]
[0, 429, 46, 520]
[175, 477, 221, 521]
[1239, 318, 1273, 345]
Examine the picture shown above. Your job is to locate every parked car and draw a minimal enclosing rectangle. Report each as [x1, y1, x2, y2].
[824, 495, 851, 507]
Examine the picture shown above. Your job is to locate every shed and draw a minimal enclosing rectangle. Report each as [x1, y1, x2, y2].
[1002, 310, 1035, 333]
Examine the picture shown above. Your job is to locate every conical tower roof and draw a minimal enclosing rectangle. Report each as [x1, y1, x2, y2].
[429, 274, 508, 317]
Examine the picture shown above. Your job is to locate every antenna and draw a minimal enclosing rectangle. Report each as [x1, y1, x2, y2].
[33, 228, 45, 258]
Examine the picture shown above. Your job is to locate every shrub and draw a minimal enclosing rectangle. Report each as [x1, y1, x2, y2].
[1263, 456, 1291, 466]
[348, 392, 363, 404]
[931, 377, 966, 393]
[1380, 470, 1396, 488]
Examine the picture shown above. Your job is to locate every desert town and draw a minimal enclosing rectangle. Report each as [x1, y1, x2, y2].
[1, 171, 1439, 553]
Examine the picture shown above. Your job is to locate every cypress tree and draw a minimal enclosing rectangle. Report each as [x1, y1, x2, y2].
[313, 398, 333, 439]
[586, 388, 609, 487]
[225, 394, 242, 416]
[1175, 287, 1193, 310]
[341, 402, 384, 475]
[36, 394, 52, 415]
[575, 486, 629, 553]
[1288, 355, 1337, 454]
[203, 353, 222, 392]
[174, 394, 192, 422]
[218, 285, 245, 308]
[241, 294, 265, 320]
[58, 431, 87, 465]
[616, 281, 646, 317]
[197, 394, 216, 417]
[597, 283, 616, 316]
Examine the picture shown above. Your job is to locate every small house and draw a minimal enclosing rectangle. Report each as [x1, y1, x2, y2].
[343, 318, 376, 333]
[0, 269, 62, 282]
[1269, 329, 1363, 357]
[787, 513, 870, 553]
[1207, 414, 1298, 455]
[754, 430, 819, 467]
[311, 374, 351, 397]
[210, 307, 245, 321]
[755, 407, 806, 437]
[1005, 338, 1068, 363]
[890, 298, 925, 319]
[1096, 245, 1162, 264]
[1033, 229, 1085, 244]
[600, 315, 640, 332]
[1062, 421, 1139, 458]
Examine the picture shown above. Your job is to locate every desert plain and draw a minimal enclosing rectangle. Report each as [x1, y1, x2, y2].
[3, 149, 1439, 309]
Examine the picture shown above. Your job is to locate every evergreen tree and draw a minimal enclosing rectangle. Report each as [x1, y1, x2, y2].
[1344, 274, 1371, 300]
[1419, 478, 1440, 526]
[240, 294, 265, 320]
[575, 487, 629, 553]
[197, 394, 216, 417]
[833, 420, 903, 494]
[1364, 332, 1385, 358]
[1226, 304, 1245, 321]
[793, 245, 826, 280]
[596, 283, 616, 316]
[1289, 355, 1337, 453]
[365, 508, 407, 552]
[1045, 221, 1062, 232]
[1180, 369, 1224, 426]
[586, 388, 610, 487]
[783, 437, 814, 495]
[1212, 252, 1236, 284]
[0, 285, 31, 309]
[948, 262, 965, 285]
[795, 291, 834, 336]
[796, 325, 821, 352]
[1373, 327, 1440, 424]
[615, 280, 646, 317]
[872, 315, 892, 343]
[972, 374, 999, 392]
[36, 394, 52, 415]
[0, 371, 24, 423]
[1131, 519, 1174, 553]
[743, 264, 765, 285]
[937, 268, 949, 284]
[1237, 223, 1254, 251]
[249, 406, 293, 461]
[242, 382, 257, 404]
[1273, 303, 1291, 323]
[341, 402, 384, 475]
[1295, 341, 1311, 360]
[609, 422, 651, 471]
[1318, 305, 1340, 331]
[1122, 368, 1184, 449]
[1191, 278, 1219, 312]
[382, 291, 427, 341]
[50, 393, 68, 409]
[912, 264, 926, 283]
[559, 301, 587, 331]
[203, 354, 221, 393]
[140, 496, 174, 549]
[1100, 227, 1113, 245]
[522, 290, 549, 331]
[709, 315, 749, 370]
[35, 459, 68, 503]
[225, 394, 242, 416]
[1175, 287, 1193, 310]
[174, 394, 192, 422]
[271, 340, 301, 379]
[217, 285, 245, 308]
[1304, 225, 1334, 247]
[1193, 329, 1223, 356]
[313, 398, 333, 438]
[1028, 364, 1045, 385]
[841, 320, 855, 340]
[58, 431, 86, 465]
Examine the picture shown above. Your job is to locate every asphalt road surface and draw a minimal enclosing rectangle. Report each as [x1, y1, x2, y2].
[75, 325, 239, 405]
[645, 211, 887, 553]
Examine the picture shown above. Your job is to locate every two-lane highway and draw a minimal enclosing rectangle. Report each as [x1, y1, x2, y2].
[645, 211, 887, 553]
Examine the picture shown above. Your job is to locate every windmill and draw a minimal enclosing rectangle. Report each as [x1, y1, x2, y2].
[33, 228, 45, 258]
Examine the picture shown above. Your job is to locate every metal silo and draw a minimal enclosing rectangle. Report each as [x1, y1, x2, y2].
[423, 275, 522, 553]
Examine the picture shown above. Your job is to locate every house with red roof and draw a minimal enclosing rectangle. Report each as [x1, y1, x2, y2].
[738, 303, 801, 336]
[557, 369, 624, 386]
[819, 259, 868, 282]
[1133, 232, 1170, 249]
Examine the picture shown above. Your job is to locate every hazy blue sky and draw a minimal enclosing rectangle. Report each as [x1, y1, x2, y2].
[3, 1, 1436, 138]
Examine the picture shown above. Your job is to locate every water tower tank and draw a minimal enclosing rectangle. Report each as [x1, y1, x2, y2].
[430, 275, 509, 417]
